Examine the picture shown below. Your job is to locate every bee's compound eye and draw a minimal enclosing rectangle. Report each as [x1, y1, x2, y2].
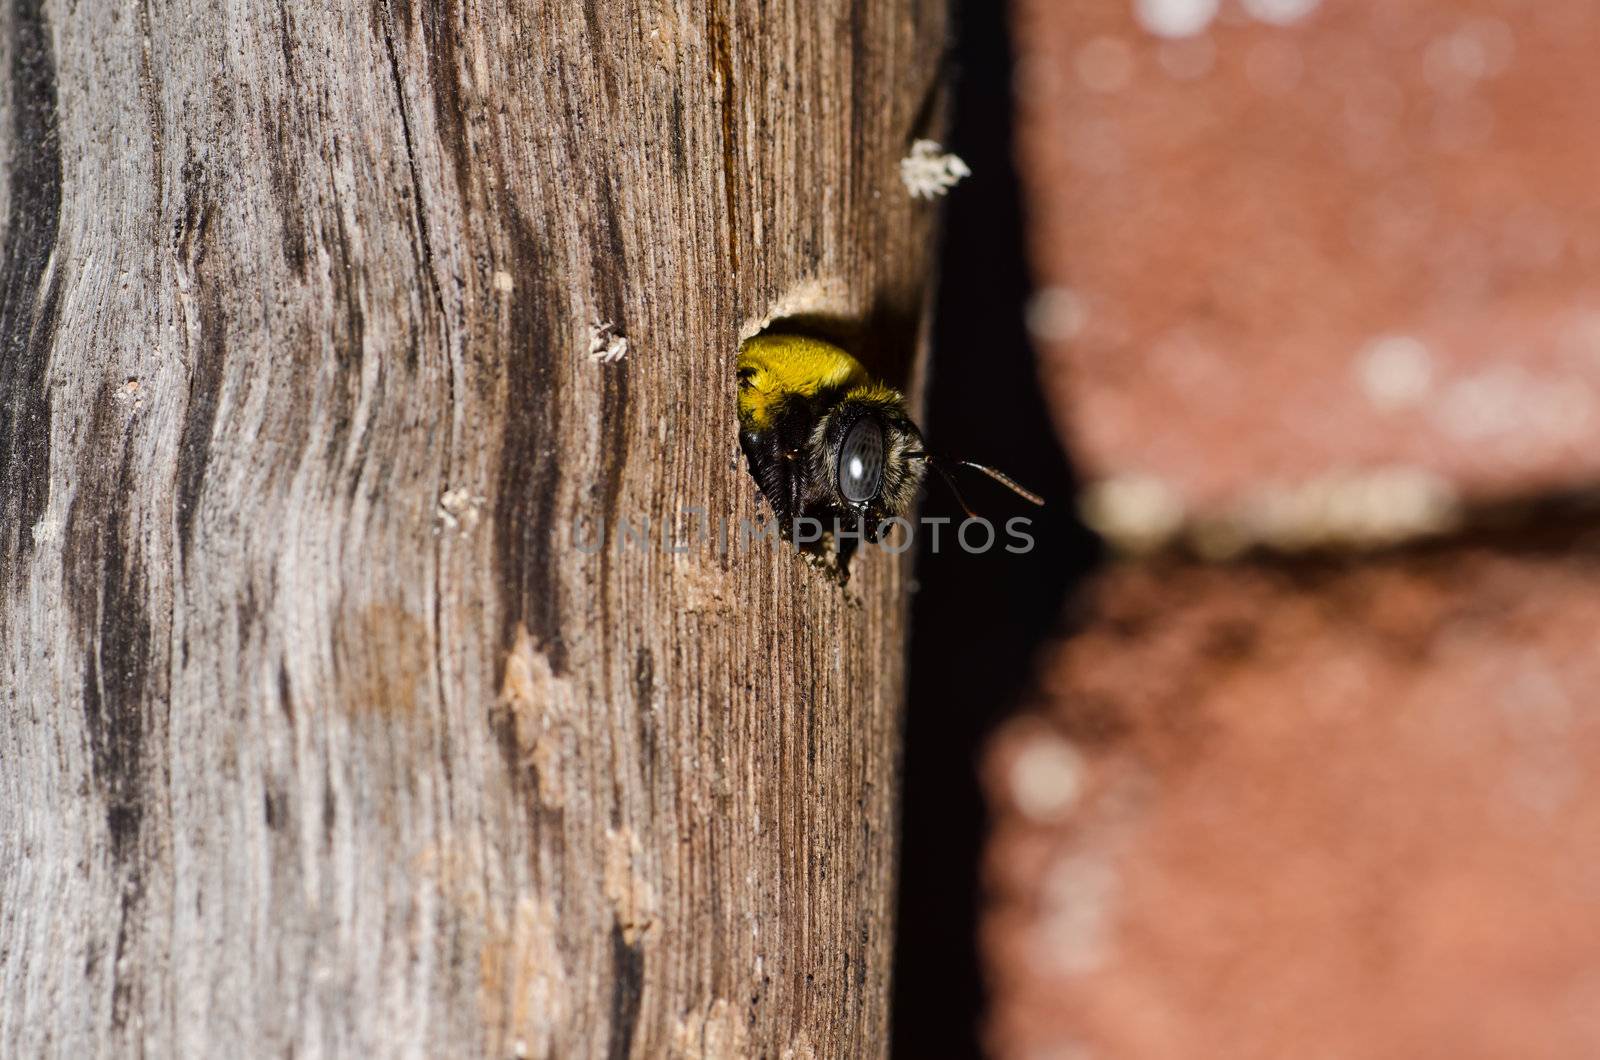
[838, 418, 885, 503]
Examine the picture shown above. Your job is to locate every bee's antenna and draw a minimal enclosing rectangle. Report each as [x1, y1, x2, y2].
[908, 452, 1045, 513]
[950, 460, 1045, 507]
[925, 457, 981, 519]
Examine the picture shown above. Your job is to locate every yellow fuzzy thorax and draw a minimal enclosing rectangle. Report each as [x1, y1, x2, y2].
[737, 334, 885, 431]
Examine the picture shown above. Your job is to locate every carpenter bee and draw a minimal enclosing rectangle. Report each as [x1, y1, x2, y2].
[736, 333, 1042, 555]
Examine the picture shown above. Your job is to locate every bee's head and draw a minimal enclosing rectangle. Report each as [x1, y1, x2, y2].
[807, 385, 925, 539]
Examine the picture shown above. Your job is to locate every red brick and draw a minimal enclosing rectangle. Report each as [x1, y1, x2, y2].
[1013, 0, 1600, 519]
[983, 547, 1600, 1059]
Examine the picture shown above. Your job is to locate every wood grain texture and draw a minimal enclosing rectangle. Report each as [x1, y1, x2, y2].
[0, 0, 948, 1055]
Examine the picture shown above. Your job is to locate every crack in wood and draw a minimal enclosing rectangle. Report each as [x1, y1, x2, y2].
[0, 0, 63, 562]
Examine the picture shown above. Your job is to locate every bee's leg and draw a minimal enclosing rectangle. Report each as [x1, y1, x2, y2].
[740, 428, 796, 535]
[783, 449, 803, 539]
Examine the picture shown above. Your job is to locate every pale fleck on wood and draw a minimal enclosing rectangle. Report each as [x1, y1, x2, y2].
[0, 0, 948, 1055]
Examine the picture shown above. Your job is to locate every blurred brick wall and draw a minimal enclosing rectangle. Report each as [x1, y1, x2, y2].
[987, 1, 1600, 1056]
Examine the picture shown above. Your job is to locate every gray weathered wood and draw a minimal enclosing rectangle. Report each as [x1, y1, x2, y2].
[0, 0, 948, 1054]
